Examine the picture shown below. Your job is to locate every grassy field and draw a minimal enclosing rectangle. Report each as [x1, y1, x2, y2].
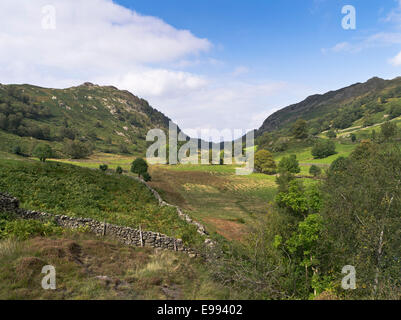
[148, 164, 277, 241]
[0, 156, 202, 246]
[0, 231, 231, 300]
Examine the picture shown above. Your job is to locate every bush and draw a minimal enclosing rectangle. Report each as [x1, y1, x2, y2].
[254, 150, 277, 175]
[326, 130, 337, 139]
[311, 140, 336, 159]
[99, 164, 108, 172]
[64, 141, 92, 159]
[131, 158, 148, 177]
[309, 165, 322, 177]
[32, 144, 53, 162]
[278, 155, 300, 174]
[116, 166, 123, 174]
[12, 145, 22, 156]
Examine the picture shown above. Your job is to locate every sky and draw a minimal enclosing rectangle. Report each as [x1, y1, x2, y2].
[2, 0, 401, 136]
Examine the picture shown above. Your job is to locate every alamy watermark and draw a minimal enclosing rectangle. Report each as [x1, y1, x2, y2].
[41, 5, 56, 30]
[41, 265, 56, 290]
[341, 265, 356, 290]
[342, 5, 356, 30]
[146, 122, 254, 175]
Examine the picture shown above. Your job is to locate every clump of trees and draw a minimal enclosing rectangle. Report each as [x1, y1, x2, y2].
[311, 139, 336, 159]
[254, 150, 277, 175]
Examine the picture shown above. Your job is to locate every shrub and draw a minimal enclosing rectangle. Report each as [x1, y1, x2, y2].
[131, 158, 148, 177]
[254, 150, 277, 175]
[116, 166, 123, 174]
[326, 130, 337, 139]
[99, 164, 108, 172]
[32, 144, 53, 162]
[12, 145, 22, 156]
[350, 133, 357, 143]
[64, 141, 92, 159]
[381, 121, 397, 140]
[278, 155, 300, 174]
[309, 165, 322, 177]
[311, 140, 336, 159]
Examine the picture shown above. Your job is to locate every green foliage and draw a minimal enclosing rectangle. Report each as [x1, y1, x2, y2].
[99, 164, 108, 172]
[309, 165, 322, 177]
[131, 158, 149, 177]
[311, 139, 336, 159]
[0, 159, 202, 246]
[350, 133, 357, 143]
[326, 130, 337, 139]
[275, 181, 322, 217]
[278, 154, 300, 174]
[0, 218, 63, 240]
[254, 150, 277, 175]
[32, 144, 53, 162]
[142, 172, 152, 182]
[64, 140, 92, 159]
[12, 145, 22, 156]
[321, 142, 401, 298]
[380, 121, 397, 141]
[291, 119, 308, 139]
[116, 166, 123, 174]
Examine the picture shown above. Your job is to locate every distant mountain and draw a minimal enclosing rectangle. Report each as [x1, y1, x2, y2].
[256, 76, 401, 136]
[0, 82, 177, 155]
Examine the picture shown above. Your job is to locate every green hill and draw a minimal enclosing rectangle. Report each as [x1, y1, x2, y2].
[0, 82, 175, 157]
[257, 76, 401, 136]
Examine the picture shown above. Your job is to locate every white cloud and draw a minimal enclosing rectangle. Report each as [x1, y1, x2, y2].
[389, 50, 401, 66]
[0, 0, 309, 135]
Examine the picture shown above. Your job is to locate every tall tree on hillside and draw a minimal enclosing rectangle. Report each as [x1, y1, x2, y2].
[291, 119, 308, 139]
[254, 150, 277, 175]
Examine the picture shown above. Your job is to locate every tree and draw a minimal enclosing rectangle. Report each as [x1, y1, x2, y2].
[350, 133, 357, 143]
[64, 141, 92, 159]
[116, 166, 123, 174]
[309, 165, 322, 177]
[311, 140, 336, 159]
[254, 150, 277, 175]
[33, 144, 53, 162]
[321, 143, 401, 298]
[278, 155, 300, 174]
[326, 130, 337, 139]
[380, 121, 397, 141]
[131, 158, 149, 177]
[292, 119, 308, 139]
[12, 145, 22, 156]
[99, 164, 108, 172]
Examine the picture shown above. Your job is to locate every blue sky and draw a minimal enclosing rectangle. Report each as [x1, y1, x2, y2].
[116, 0, 401, 90]
[2, 0, 401, 134]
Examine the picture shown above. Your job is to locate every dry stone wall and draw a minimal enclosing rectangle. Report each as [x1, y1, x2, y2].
[0, 192, 197, 255]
